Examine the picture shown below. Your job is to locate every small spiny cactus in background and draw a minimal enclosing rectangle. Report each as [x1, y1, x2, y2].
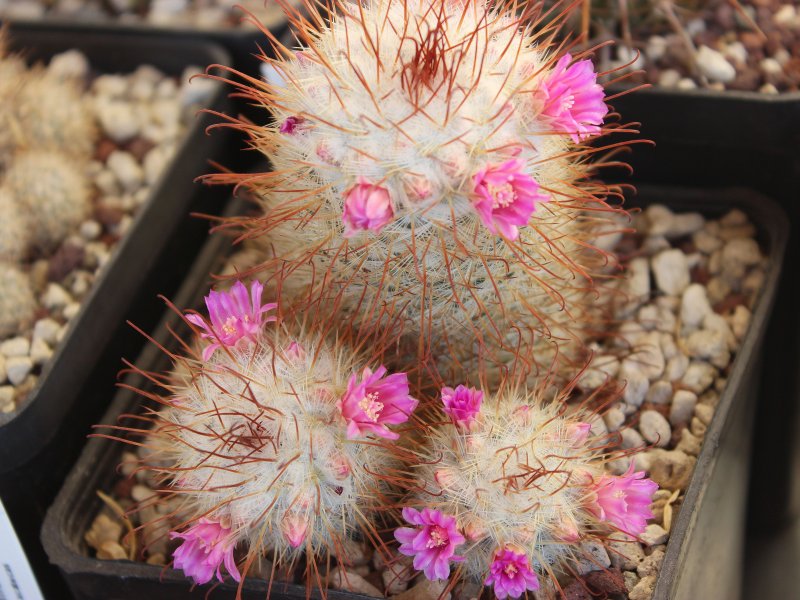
[110, 280, 420, 587]
[2, 150, 91, 251]
[0, 187, 30, 262]
[0, 263, 36, 338]
[211, 0, 633, 384]
[0, 37, 25, 164]
[396, 382, 657, 598]
[12, 66, 97, 157]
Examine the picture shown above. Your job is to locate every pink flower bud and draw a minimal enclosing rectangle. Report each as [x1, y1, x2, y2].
[463, 518, 488, 542]
[279, 115, 304, 134]
[434, 468, 457, 489]
[566, 422, 591, 447]
[284, 340, 306, 362]
[341, 177, 395, 238]
[553, 515, 580, 542]
[330, 454, 351, 480]
[281, 513, 308, 548]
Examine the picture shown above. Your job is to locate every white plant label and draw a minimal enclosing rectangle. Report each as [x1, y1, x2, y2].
[0, 500, 44, 600]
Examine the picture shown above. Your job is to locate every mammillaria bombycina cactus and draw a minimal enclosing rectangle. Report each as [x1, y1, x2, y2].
[111, 280, 420, 587]
[396, 382, 657, 598]
[2, 150, 91, 251]
[210, 0, 634, 383]
[0, 188, 31, 262]
[0, 262, 36, 338]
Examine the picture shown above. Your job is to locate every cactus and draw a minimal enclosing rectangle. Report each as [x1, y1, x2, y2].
[2, 150, 91, 252]
[0, 187, 30, 262]
[0, 40, 26, 164]
[214, 0, 630, 383]
[396, 382, 657, 597]
[0, 262, 36, 338]
[12, 67, 97, 157]
[121, 281, 419, 586]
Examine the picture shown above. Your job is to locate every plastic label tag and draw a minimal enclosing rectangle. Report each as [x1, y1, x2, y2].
[0, 501, 43, 600]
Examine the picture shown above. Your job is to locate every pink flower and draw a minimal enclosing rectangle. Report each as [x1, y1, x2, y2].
[471, 159, 549, 240]
[484, 546, 540, 599]
[279, 115, 304, 134]
[337, 365, 418, 440]
[395, 507, 465, 580]
[284, 340, 306, 362]
[441, 385, 483, 430]
[535, 54, 608, 143]
[342, 177, 394, 237]
[170, 519, 241, 585]
[185, 281, 277, 361]
[587, 463, 659, 536]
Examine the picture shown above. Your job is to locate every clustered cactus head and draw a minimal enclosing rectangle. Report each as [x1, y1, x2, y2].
[397, 383, 657, 598]
[2, 150, 91, 252]
[0, 262, 35, 338]
[120, 280, 420, 586]
[212, 0, 632, 384]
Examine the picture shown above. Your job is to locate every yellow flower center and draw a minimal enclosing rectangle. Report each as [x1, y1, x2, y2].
[426, 526, 448, 548]
[358, 392, 384, 421]
[488, 182, 516, 209]
[504, 563, 518, 578]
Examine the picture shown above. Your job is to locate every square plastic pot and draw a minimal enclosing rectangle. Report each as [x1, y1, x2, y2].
[42, 186, 787, 600]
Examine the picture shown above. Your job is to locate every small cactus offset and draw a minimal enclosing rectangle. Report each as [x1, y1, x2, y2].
[0, 187, 31, 262]
[213, 0, 632, 382]
[2, 150, 91, 252]
[396, 382, 657, 598]
[0, 262, 35, 338]
[118, 280, 419, 586]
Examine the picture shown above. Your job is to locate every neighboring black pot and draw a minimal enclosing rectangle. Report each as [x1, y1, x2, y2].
[2, 17, 288, 78]
[0, 30, 242, 599]
[42, 186, 787, 600]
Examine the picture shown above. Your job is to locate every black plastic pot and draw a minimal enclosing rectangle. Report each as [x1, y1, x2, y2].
[42, 186, 787, 599]
[0, 30, 244, 599]
[2, 17, 287, 77]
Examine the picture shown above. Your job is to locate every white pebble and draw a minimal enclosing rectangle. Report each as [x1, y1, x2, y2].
[6, 356, 33, 386]
[29, 338, 52, 366]
[33, 318, 60, 345]
[658, 69, 681, 88]
[42, 283, 72, 310]
[760, 83, 779, 95]
[576, 540, 611, 575]
[604, 406, 626, 432]
[682, 361, 717, 394]
[143, 146, 171, 185]
[1, 337, 30, 358]
[646, 380, 673, 405]
[641, 524, 669, 546]
[677, 77, 698, 90]
[620, 360, 649, 407]
[760, 57, 783, 76]
[685, 329, 727, 360]
[639, 410, 671, 448]
[93, 74, 128, 98]
[731, 305, 751, 340]
[774, 5, 796, 27]
[695, 45, 736, 83]
[670, 390, 698, 426]
[665, 353, 689, 381]
[0, 385, 14, 410]
[647, 36, 668, 61]
[652, 249, 690, 295]
[682, 283, 715, 330]
[621, 427, 646, 449]
[723, 41, 748, 66]
[97, 101, 140, 143]
[63, 303, 81, 320]
[107, 150, 144, 193]
[79, 220, 102, 241]
[693, 229, 722, 254]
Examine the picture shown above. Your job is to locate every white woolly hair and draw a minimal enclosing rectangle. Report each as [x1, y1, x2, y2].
[214, 0, 627, 383]
[145, 322, 405, 566]
[413, 387, 613, 583]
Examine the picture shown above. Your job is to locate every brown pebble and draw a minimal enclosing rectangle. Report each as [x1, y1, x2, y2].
[94, 138, 117, 162]
[690, 264, 711, 285]
[95, 203, 124, 227]
[97, 541, 127, 560]
[47, 242, 85, 282]
[393, 579, 450, 600]
[146, 553, 165, 566]
[713, 293, 748, 315]
[125, 137, 156, 162]
[740, 31, 765, 52]
[113, 477, 135, 500]
[327, 567, 382, 597]
[562, 579, 592, 600]
[584, 567, 627, 595]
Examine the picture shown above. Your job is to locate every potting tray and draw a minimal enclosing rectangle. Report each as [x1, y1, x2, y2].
[0, 30, 234, 473]
[42, 186, 788, 600]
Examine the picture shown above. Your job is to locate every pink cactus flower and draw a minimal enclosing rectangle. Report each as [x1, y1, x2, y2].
[471, 159, 549, 240]
[441, 385, 483, 430]
[566, 422, 592, 447]
[185, 281, 277, 361]
[342, 177, 394, 237]
[587, 463, 659, 536]
[535, 54, 608, 143]
[337, 365, 418, 439]
[170, 519, 241, 585]
[395, 507, 465, 580]
[279, 115, 305, 134]
[484, 546, 540, 599]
